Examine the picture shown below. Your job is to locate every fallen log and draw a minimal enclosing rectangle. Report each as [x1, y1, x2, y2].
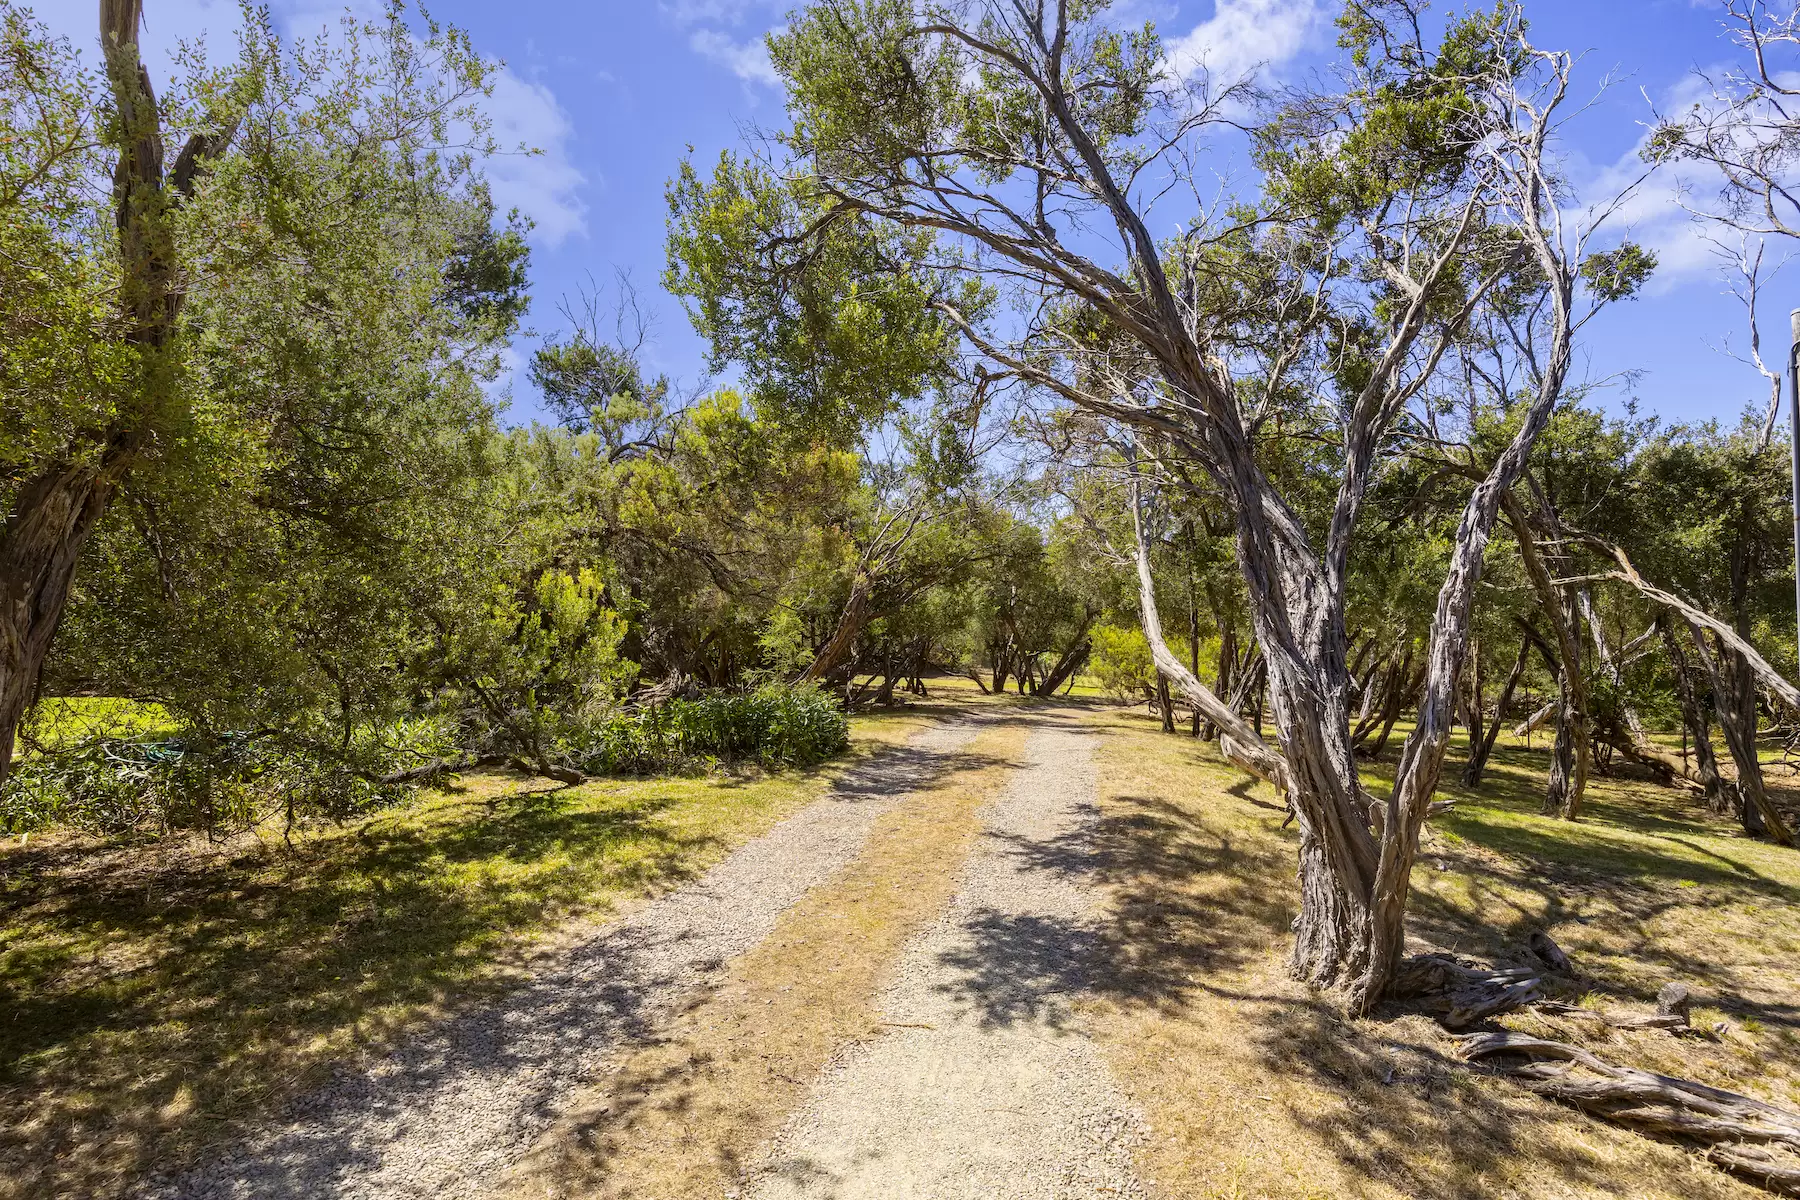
[1533, 1001, 1691, 1033]
[377, 754, 475, 786]
[1532, 982, 1707, 1036]
[1460, 1031, 1800, 1195]
[1514, 700, 1557, 738]
[1390, 954, 1544, 1029]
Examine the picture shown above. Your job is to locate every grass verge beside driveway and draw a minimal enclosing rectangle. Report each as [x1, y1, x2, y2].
[0, 701, 948, 1200]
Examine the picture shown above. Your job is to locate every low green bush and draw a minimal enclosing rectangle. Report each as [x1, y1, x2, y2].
[1, 715, 458, 837]
[0, 736, 402, 836]
[579, 684, 848, 775]
[0, 688, 845, 837]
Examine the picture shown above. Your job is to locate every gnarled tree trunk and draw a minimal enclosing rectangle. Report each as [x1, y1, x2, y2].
[1037, 609, 1094, 696]
[1503, 489, 1590, 818]
[0, 2, 236, 788]
[1660, 617, 1728, 810]
[797, 576, 870, 686]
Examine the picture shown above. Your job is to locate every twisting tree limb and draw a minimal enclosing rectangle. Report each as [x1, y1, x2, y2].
[1570, 533, 1796, 844]
[1130, 475, 1290, 793]
[1461, 1032, 1800, 1195]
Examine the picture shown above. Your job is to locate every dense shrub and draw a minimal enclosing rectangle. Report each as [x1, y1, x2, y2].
[0, 738, 394, 836]
[0, 716, 457, 837]
[579, 684, 848, 775]
[1087, 623, 1156, 699]
[0, 688, 846, 836]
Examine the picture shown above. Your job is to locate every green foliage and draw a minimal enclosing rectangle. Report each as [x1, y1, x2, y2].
[1089, 623, 1156, 699]
[665, 153, 971, 447]
[1578, 242, 1657, 303]
[37, 1, 530, 782]
[582, 685, 850, 775]
[0, 5, 132, 485]
[0, 716, 457, 836]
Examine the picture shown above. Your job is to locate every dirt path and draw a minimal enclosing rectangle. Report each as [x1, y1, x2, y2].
[149, 719, 983, 1200]
[742, 711, 1146, 1199]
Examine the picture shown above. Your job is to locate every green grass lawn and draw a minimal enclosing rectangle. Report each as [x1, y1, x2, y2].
[0, 701, 945, 1200]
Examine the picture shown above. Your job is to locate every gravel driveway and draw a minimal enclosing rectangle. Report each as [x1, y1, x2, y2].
[742, 711, 1147, 1199]
[147, 718, 982, 1200]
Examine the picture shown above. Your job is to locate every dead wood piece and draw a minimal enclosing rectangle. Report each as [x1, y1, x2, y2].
[1390, 954, 1544, 1029]
[1515, 700, 1558, 738]
[377, 754, 474, 786]
[1658, 982, 1695, 1023]
[1529, 930, 1573, 973]
[1713, 1144, 1800, 1194]
[1534, 1000, 1688, 1031]
[1460, 1031, 1800, 1195]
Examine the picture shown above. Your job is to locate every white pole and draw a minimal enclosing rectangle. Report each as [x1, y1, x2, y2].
[1790, 309, 1800, 678]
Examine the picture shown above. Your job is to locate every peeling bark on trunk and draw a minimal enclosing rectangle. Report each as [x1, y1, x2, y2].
[1154, 672, 1176, 732]
[0, 462, 133, 787]
[1504, 490, 1589, 819]
[1129, 491, 1290, 791]
[1351, 647, 1412, 753]
[1202, 599, 1236, 741]
[1354, 169, 1583, 1014]
[1459, 1032, 1800, 1194]
[1573, 535, 1793, 842]
[1462, 638, 1486, 765]
[1714, 641, 1775, 838]
[797, 578, 870, 686]
[1578, 590, 1686, 787]
[1661, 617, 1728, 810]
[1038, 610, 1095, 697]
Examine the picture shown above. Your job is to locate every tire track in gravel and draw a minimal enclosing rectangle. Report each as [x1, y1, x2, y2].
[742, 708, 1148, 1200]
[497, 715, 1028, 1199]
[146, 716, 986, 1200]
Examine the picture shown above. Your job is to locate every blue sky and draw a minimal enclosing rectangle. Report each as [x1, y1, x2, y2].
[37, 0, 1797, 430]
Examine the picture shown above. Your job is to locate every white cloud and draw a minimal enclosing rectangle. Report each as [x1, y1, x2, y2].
[661, 0, 762, 25]
[689, 28, 780, 87]
[1165, 0, 1324, 86]
[1567, 72, 1774, 295]
[484, 69, 588, 246]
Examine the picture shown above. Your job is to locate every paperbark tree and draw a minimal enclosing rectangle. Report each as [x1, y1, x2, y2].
[1461, 634, 1531, 787]
[1575, 533, 1795, 844]
[1501, 489, 1591, 817]
[691, 0, 1651, 1009]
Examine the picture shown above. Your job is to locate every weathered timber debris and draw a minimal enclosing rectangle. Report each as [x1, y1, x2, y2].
[1459, 1032, 1800, 1195]
[1389, 954, 1544, 1030]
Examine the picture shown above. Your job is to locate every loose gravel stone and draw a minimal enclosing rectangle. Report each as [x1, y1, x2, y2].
[743, 712, 1148, 1200]
[147, 718, 981, 1200]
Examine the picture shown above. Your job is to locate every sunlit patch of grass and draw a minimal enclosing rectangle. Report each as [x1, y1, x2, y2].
[1084, 708, 1797, 1199]
[19, 696, 176, 752]
[0, 707, 945, 1200]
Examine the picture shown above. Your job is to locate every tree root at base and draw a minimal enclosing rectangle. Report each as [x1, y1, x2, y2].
[1459, 1031, 1800, 1195]
[1388, 953, 1545, 1029]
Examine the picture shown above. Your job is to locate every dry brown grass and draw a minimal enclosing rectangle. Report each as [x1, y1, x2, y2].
[498, 716, 1029, 1199]
[1082, 708, 1795, 1200]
